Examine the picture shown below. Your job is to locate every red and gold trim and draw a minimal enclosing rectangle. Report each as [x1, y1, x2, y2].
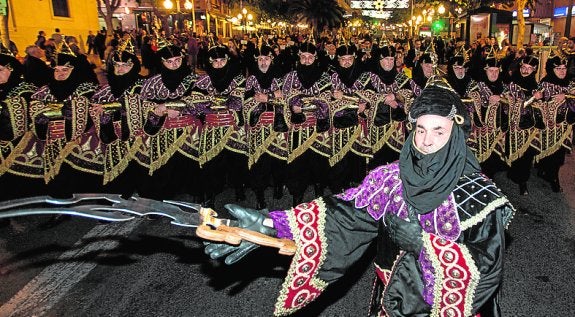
[422, 232, 480, 317]
[274, 198, 328, 316]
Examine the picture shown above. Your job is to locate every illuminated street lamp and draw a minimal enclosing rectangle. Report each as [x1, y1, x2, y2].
[184, 0, 193, 10]
[163, 0, 196, 33]
[237, 8, 253, 34]
[438, 4, 446, 15]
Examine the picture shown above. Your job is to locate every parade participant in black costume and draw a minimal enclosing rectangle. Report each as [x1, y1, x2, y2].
[365, 44, 421, 168]
[446, 48, 474, 99]
[533, 54, 575, 192]
[468, 55, 507, 178]
[191, 43, 247, 207]
[505, 55, 542, 195]
[205, 78, 515, 317]
[411, 52, 435, 91]
[281, 40, 332, 206]
[328, 41, 370, 191]
[20, 45, 99, 197]
[138, 38, 200, 201]
[244, 45, 287, 208]
[91, 40, 146, 195]
[0, 50, 38, 199]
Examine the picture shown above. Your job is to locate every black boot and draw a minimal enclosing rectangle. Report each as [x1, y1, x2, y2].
[550, 178, 562, 193]
[292, 193, 304, 207]
[204, 193, 216, 209]
[519, 182, 529, 196]
[235, 186, 246, 201]
[273, 185, 284, 199]
[314, 184, 325, 197]
[256, 190, 266, 210]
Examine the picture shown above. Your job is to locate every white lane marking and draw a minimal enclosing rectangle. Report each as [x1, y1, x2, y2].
[0, 220, 142, 317]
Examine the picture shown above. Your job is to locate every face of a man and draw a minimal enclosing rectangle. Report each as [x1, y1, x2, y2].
[395, 52, 404, 66]
[54, 65, 74, 81]
[210, 57, 228, 69]
[0, 64, 12, 84]
[162, 56, 183, 70]
[299, 52, 316, 66]
[257, 55, 272, 73]
[553, 65, 567, 79]
[520, 63, 535, 77]
[452, 65, 466, 79]
[414, 114, 454, 154]
[486, 67, 500, 82]
[338, 54, 354, 68]
[113, 61, 134, 76]
[422, 62, 433, 77]
[380, 56, 395, 71]
[324, 44, 335, 56]
[414, 40, 422, 49]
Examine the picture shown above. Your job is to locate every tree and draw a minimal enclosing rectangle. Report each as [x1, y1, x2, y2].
[288, 0, 346, 38]
[98, 0, 122, 36]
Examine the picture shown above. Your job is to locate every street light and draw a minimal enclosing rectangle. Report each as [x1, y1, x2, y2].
[438, 4, 446, 15]
[163, 0, 196, 33]
[237, 8, 253, 34]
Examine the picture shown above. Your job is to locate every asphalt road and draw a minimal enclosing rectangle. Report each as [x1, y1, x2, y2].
[1, 151, 574, 316]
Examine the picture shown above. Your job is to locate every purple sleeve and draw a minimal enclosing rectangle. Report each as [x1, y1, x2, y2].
[226, 95, 243, 111]
[269, 210, 293, 240]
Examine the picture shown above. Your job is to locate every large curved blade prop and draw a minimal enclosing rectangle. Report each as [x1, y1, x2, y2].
[0, 194, 295, 255]
[0, 194, 201, 227]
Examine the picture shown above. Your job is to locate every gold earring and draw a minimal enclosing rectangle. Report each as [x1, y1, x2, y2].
[454, 114, 464, 125]
[406, 122, 413, 130]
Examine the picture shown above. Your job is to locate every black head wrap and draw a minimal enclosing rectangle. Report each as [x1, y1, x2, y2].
[511, 55, 539, 91]
[372, 45, 397, 84]
[335, 43, 357, 57]
[412, 53, 433, 88]
[375, 45, 396, 59]
[107, 50, 141, 98]
[400, 82, 480, 214]
[446, 56, 471, 97]
[49, 53, 83, 101]
[157, 44, 190, 92]
[206, 45, 241, 92]
[334, 44, 362, 87]
[541, 55, 569, 87]
[0, 54, 24, 100]
[249, 45, 280, 89]
[296, 42, 322, 89]
[482, 57, 504, 94]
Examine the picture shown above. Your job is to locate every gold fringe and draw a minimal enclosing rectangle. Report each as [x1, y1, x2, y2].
[534, 125, 572, 162]
[329, 126, 362, 166]
[198, 125, 235, 167]
[504, 129, 536, 166]
[287, 127, 318, 163]
[248, 125, 277, 169]
[148, 127, 190, 175]
[103, 137, 143, 185]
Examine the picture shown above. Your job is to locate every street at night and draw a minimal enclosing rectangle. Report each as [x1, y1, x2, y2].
[1, 152, 574, 316]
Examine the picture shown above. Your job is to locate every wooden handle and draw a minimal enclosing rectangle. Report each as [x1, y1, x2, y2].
[196, 224, 296, 256]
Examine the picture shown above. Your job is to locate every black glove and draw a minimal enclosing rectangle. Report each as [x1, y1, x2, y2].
[385, 211, 423, 254]
[204, 204, 276, 265]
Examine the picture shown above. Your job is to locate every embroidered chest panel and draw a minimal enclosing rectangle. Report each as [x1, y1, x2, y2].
[337, 163, 510, 241]
[140, 74, 195, 101]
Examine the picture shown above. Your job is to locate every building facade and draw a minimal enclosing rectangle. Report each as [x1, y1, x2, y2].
[8, 0, 99, 57]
